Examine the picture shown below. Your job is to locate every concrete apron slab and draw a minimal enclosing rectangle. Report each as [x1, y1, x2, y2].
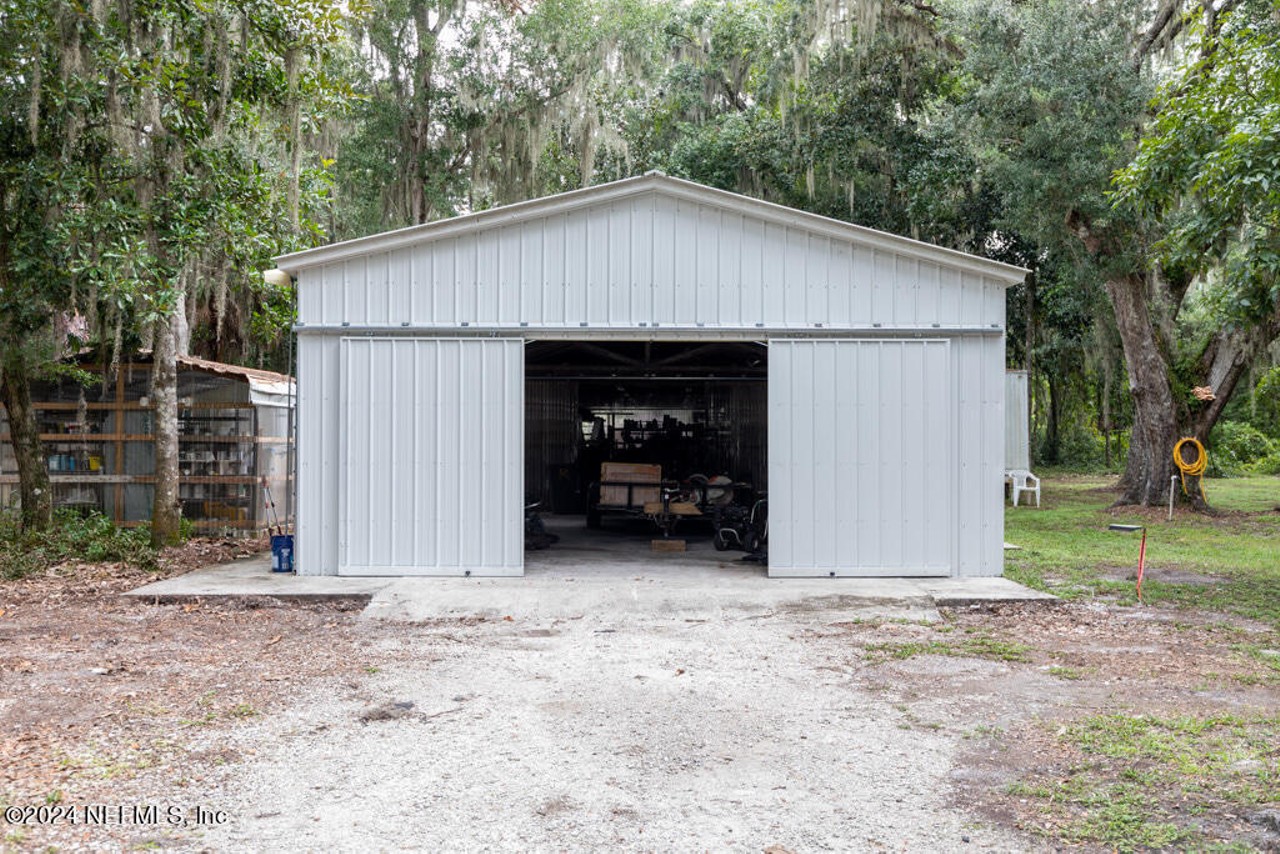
[125, 555, 1054, 622]
[124, 556, 391, 604]
[364, 574, 1054, 623]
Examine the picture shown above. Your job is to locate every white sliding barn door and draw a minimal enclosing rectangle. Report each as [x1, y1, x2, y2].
[768, 339, 953, 577]
[338, 338, 524, 576]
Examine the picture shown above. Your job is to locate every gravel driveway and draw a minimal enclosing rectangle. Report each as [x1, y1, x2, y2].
[197, 602, 1032, 852]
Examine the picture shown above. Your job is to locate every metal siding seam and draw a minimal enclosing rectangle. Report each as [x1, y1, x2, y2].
[384, 251, 393, 323]
[457, 341, 469, 567]
[411, 342, 420, 566]
[338, 340, 347, 569]
[364, 340, 374, 566]
[321, 340, 333, 572]
[866, 342, 881, 565]
[537, 219, 547, 324]
[849, 343, 861, 569]
[766, 343, 782, 570]
[318, 267, 327, 325]
[891, 342, 905, 569]
[512, 341, 524, 570]
[795, 341, 811, 568]
[919, 342, 932, 568]
[389, 344, 398, 565]
[977, 337, 989, 573]
[945, 340, 957, 574]
[781, 341, 796, 570]
[820, 340, 838, 568]
[474, 341, 487, 567]
[341, 261, 351, 323]
[986, 337, 1003, 573]
[808, 341, 823, 567]
[433, 341, 443, 568]
[422, 342, 436, 568]
[500, 343, 508, 567]
[450, 339, 463, 568]
[614, 203, 629, 326]
[781, 341, 794, 570]
[408, 249, 417, 325]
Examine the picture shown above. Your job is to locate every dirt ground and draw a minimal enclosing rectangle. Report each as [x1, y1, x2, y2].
[1, 550, 1278, 852]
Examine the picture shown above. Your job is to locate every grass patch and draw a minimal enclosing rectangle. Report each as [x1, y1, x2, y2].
[865, 629, 1030, 664]
[1047, 665, 1084, 680]
[1006, 712, 1280, 851]
[1005, 474, 1280, 626]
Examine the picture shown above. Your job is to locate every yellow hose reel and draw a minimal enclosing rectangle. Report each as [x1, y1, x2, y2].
[1173, 437, 1207, 503]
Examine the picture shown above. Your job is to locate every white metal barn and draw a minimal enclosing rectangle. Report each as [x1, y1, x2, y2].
[274, 172, 1026, 578]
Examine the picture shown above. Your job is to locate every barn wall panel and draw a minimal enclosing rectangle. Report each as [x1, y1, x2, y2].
[769, 339, 955, 576]
[336, 337, 522, 576]
[294, 192, 1008, 331]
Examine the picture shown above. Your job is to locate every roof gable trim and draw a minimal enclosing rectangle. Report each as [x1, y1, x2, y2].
[275, 173, 1027, 284]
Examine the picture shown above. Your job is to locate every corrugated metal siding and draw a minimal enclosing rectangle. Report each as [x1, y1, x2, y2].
[336, 338, 523, 576]
[297, 192, 1006, 331]
[295, 335, 341, 575]
[952, 335, 1005, 576]
[768, 340, 954, 577]
[1005, 370, 1030, 471]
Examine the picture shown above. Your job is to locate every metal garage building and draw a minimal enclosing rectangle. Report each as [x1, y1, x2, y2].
[273, 172, 1026, 578]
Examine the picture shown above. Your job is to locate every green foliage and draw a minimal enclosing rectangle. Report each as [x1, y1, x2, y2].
[1251, 366, 1280, 438]
[334, 0, 667, 235]
[624, 0, 987, 249]
[950, 0, 1147, 258]
[1207, 421, 1277, 477]
[1113, 0, 1280, 325]
[0, 510, 158, 580]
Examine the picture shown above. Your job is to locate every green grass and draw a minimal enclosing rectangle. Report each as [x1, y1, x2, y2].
[1047, 664, 1084, 680]
[1007, 712, 1280, 851]
[1005, 474, 1280, 626]
[864, 629, 1031, 664]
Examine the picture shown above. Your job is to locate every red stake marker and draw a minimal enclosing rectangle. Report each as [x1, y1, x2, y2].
[1136, 528, 1147, 603]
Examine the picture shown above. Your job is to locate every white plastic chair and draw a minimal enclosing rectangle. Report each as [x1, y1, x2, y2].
[1009, 470, 1040, 507]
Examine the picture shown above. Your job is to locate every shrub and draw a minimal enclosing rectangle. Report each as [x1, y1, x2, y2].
[1207, 421, 1278, 477]
[1252, 367, 1280, 438]
[0, 509, 157, 580]
[1248, 452, 1280, 476]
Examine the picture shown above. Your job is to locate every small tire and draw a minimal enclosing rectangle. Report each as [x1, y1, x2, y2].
[743, 531, 760, 554]
[713, 530, 732, 551]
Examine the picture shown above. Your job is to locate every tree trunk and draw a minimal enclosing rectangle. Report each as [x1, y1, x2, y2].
[1043, 371, 1061, 464]
[1106, 274, 1188, 506]
[0, 349, 53, 532]
[150, 315, 182, 546]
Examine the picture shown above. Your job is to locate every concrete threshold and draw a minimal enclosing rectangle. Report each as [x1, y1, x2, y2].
[124, 556, 390, 605]
[125, 556, 1055, 622]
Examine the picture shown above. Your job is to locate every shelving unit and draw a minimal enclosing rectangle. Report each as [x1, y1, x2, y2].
[0, 358, 293, 536]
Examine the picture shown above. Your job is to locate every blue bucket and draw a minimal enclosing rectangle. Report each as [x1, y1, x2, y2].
[271, 534, 294, 573]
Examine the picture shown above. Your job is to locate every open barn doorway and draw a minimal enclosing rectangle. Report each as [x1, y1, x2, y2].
[523, 340, 768, 575]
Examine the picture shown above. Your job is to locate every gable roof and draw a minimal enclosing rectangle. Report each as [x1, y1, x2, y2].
[274, 172, 1027, 284]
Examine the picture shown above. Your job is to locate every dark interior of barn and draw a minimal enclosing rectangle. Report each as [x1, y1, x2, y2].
[524, 340, 768, 559]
